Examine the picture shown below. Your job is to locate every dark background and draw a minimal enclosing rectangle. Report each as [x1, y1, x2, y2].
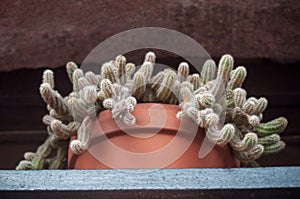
[0, 0, 299, 169]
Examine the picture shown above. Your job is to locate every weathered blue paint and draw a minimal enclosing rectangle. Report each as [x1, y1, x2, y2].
[0, 167, 300, 191]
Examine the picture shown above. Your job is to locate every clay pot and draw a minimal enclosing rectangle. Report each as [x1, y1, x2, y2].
[68, 103, 240, 169]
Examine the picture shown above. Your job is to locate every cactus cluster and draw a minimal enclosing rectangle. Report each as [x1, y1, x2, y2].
[16, 52, 288, 169]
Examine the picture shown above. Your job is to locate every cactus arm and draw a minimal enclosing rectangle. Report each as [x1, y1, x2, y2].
[206, 124, 235, 145]
[190, 74, 201, 91]
[234, 144, 264, 163]
[255, 117, 288, 136]
[228, 66, 247, 90]
[230, 131, 258, 152]
[140, 61, 153, 82]
[66, 61, 78, 83]
[143, 85, 158, 103]
[116, 55, 127, 85]
[144, 51, 156, 63]
[42, 69, 55, 89]
[77, 77, 90, 91]
[177, 62, 189, 82]
[156, 71, 176, 102]
[85, 71, 101, 86]
[233, 88, 247, 108]
[70, 117, 91, 155]
[125, 63, 136, 80]
[258, 134, 281, 145]
[132, 72, 146, 100]
[82, 85, 98, 104]
[50, 120, 77, 139]
[16, 160, 34, 170]
[68, 97, 88, 120]
[194, 80, 216, 94]
[100, 79, 115, 98]
[242, 101, 256, 115]
[72, 69, 84, 92]
[101, 62, 119, 83]
[263, 141, 286, 155]
[253, 97, 268, 115]
[201, 59, 216, 84]
[40, 83, 70, 116]
[31, 156, 46, 170]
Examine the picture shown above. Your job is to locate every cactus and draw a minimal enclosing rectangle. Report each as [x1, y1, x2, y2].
[85, 71, 101, 86]
[206, 124, 235, 145]
[156, 71, 176, 102]
[66, 61, 78, 83]
[143, 85, 158, 103]
[217, 54, 234, 87]
[226, 89, 235, 108]
[31, 156, 46, 170]
[151, 72, 164, 91]
[258, 134, 281, 145]
[70, 117, 91, 155]
[230, 131, 258, 152]
[194, 80, 216, 94]
[125, 63, 136, 80]
[234, 144, 264, 163]
[203, 113, 219, 128]
[228, 66, 247, 89]
[233, 88, 247, 108]
[43, 69, 55, 89]
[132, 72, 146, 100]
[201, 59, 216, 84]
[181, 86, 194, 104]
[72, 69, 84, 92]
[190, 74, 201, 90]
[17, 52, 288, 170]
[82, 86, 98, 104]
[232, 107, 249, 126]
[144, 51, 156, 63]
[100, 79, 115, 98]
[255, 117, 288, 136]
[50, 120, 77, 139]
[196, 92, 215, 109]
[68, 97, 88, 120]
[103, 98, 114, 109]
[242, 100, 256, 115]
[101, 62, 118, 83]
[178, 62, 189, 82]
[16, 160, 34, 170]
[263, 141, 286, 155]
[40, 83, 69, 116]
[140, 61, 153, 81]
[70, 139, 87, 155]
[253, 97, 268, 115]
[24, 152, 36, 161]
[77, 77, 90, 91]
[248, 115, 260, 126]
[116, 55, 127, 84]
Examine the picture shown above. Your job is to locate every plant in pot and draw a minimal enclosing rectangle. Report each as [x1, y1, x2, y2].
[16, 52, 287, 170]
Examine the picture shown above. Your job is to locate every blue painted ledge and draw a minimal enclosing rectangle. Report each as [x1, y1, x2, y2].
[0, 167, 300, 198]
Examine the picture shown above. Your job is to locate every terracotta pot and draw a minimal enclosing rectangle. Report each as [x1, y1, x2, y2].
[68, 103, 240, 169]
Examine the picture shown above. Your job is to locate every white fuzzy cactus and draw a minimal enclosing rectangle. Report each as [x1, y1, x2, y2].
[17, 52, 288, 170]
